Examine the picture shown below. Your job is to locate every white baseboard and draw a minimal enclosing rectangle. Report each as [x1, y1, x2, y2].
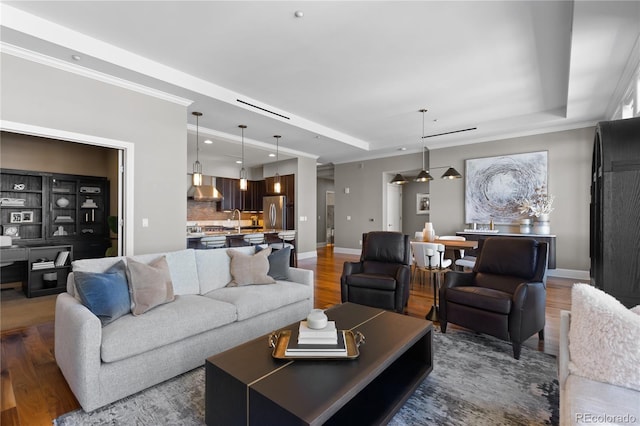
[297, 251, 318, 260]
[333, 247, 362, 255]
[316, 242, 327, 248]
[546, 268, 589, 281]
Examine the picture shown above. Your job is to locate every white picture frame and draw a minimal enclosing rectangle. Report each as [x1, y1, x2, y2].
[10, 212, 22, 223]
[21, 211, 34, 222]
[416, 193, 430, 215]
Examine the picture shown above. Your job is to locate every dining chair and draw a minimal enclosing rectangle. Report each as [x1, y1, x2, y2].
[438, 235, 471, 270]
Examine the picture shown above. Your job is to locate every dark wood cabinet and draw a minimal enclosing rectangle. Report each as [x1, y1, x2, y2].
[24, 244, 73, 298]
[266, 174, 295, 229]
[590, 117, 640, 308]
[216, 177, 241, 211]
[1, 168, 110, 261]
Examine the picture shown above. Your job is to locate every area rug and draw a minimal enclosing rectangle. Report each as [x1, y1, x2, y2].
[55, 328, 559, 425]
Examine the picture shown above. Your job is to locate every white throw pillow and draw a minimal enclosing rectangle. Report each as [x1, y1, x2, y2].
[568, 283, 640, 391]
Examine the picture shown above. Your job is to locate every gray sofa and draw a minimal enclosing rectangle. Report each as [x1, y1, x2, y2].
[55, 246, 314, 412]
[559, 310, 640, 425]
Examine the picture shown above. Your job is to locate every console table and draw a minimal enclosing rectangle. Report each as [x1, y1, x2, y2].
[456, 231, 556, 269]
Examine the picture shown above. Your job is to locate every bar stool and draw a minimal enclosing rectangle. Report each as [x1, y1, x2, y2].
[200, 235, 227, 249]
[243, 233, 265, 246]
[269, 230, 297, 267]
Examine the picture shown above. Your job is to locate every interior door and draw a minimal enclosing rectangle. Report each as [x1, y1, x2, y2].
[386, 183, 402, 231]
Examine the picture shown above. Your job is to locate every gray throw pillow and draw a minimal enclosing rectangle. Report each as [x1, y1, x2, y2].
[227, 247, 276, 286]
[126, 256, 175, 315]
[266, 246, 290, 280]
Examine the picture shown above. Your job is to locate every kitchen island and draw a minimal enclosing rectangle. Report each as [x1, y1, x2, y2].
[187, 228, 287, 249]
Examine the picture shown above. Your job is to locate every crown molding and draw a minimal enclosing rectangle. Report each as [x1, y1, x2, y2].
[0, 42, 193, 107]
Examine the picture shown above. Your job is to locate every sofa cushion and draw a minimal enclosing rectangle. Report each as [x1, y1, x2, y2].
[74, 260, 130, 326]
[227, 248, 276, 286]
[205, 281, 310, 321]
[126, 256, 175, 315]
[563, 374, 640, 426]
[569, 283, 640, 392]
[100, 294, 237, 363]
[196, 246, 255, 294]
[71, 249, 200, 296]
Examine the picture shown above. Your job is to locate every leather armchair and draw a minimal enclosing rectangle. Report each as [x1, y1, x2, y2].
[341, 231, 411, 313]
[439, 237, 548, 359]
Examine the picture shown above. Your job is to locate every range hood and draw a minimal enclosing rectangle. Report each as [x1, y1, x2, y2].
[188, 176, 223, 202]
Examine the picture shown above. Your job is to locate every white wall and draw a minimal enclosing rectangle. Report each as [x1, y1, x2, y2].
[1, 53, 188, 255]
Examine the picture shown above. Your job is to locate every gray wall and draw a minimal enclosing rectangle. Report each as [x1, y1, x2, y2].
[334, 153, 425, 249]
[334, 126, 594, 273]
[295, 156, 317, 256]
[1, 54, 188, 255]
[402, 180, 431, 237]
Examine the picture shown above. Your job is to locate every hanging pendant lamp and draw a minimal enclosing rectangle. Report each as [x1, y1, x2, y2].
[415, 109, 434, 182]
[390, 173, 408, 185]
[441, 167, 462, 179]
[192, 112, 203, 186]
[238, 125, 247, 191]
[273, 135, 282, 194]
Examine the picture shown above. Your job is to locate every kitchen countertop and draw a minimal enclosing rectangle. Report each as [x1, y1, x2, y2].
[187, 229, 286, 238]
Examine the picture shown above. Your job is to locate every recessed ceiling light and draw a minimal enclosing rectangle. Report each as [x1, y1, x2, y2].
[268, 153, 276, 157]
[294, 10, 304, 18]
[236, 160, 242, 164]
[71, 54, 81, 61]
[398, 147, 407, 151]
[204, 139, 212, 144]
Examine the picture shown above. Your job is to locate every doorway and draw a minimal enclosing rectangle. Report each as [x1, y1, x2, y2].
[325, 191, 335, 246]
[386, 183, 402, 231]
[1, 122, 133, 255]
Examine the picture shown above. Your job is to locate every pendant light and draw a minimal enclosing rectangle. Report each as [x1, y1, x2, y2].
[192, 111, 203, 186]
[238, 125, 247, 191]
[441, 167, 462, 179]
[415, 109, 434, 182]
[273, 135, 282, 194]
[390, 173, 408, 185]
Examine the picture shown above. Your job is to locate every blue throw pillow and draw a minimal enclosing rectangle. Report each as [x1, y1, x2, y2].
[265, 246, 291, 280]
[74, 261, 131, 326]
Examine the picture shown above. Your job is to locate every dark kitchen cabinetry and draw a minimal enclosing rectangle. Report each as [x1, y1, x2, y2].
[590, 117, 640, 308]
[265, 174, 295, 229]
[245, 180, 265, 212]
[216, 177, 242, 211]
[0, 168, 110, 261]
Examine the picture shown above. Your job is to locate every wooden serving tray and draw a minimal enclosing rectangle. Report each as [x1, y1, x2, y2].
[269, 329, 364, 360]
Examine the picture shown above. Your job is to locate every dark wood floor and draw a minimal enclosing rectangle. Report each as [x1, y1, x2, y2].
[0, 246, 572, 425]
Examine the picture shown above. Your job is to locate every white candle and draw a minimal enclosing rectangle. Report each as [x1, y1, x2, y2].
[438, 244, 445, 252]
[424, 222, 433, 230]
[425, 249, 434, 256]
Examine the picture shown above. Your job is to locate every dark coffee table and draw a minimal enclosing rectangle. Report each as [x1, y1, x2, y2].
[205, 303, 433, 425]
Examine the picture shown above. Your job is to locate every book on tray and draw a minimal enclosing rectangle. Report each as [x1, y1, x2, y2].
[298, 320, 337, 341]
[285, 330, 347, 357]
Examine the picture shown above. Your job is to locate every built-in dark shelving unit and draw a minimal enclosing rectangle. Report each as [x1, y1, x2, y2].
[590, 117, 640, 308]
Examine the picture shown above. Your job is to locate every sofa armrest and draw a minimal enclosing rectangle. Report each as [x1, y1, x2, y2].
[559, 310, 571, 389]
[287, 267, 314, 308]
[54, 292, 103, 410]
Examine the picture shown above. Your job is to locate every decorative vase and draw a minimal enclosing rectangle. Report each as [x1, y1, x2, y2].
[520, 218, 532, 234]
[423, 228, 435, 242]
[533, 215, 550, 235]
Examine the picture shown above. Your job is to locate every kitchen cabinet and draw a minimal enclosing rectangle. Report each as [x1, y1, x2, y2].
[216, 177, 241, 211]
[265, 174, 295, 229]
[590, 117, 640, 308]
[245, 180, 266, 212]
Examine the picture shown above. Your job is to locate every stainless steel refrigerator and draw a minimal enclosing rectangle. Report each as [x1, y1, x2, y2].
[263, 195, 286, 230]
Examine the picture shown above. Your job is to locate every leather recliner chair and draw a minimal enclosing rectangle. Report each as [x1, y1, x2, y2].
[439, 237, 548, 359]
[341, 231, 411, 313]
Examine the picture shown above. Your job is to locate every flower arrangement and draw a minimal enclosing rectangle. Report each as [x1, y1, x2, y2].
[519, 186, 555, 218]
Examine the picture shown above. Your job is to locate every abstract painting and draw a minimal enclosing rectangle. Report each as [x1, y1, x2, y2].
[465, 151, 547, 224]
